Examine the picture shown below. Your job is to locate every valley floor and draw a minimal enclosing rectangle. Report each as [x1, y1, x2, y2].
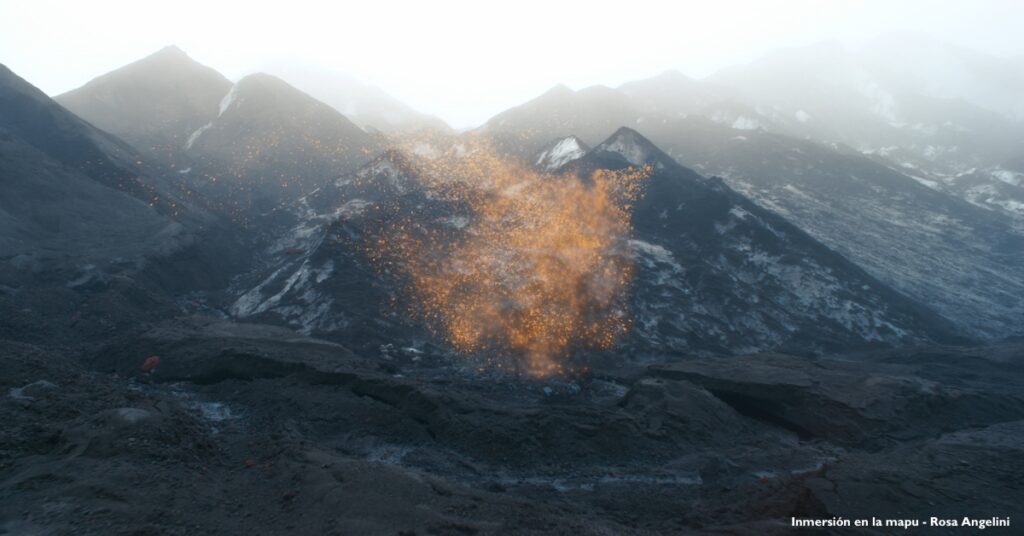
[2, 317, 1023, 535]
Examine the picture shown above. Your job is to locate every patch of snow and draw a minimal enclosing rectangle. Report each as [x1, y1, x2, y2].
[411, 142, 438, 158]
[629, 239, 684, 288]
[600, 131, 651, 167]
[630, 239, 680, 268]
[855, 78, 901, 126]
[355, 157, 414, 194]
[536, 137, 586, 170]
[730, 116, 760, 130]
[8, 380, 57, 401]
[218, 83, 242, 116]
[728, 206, 751, 220]
[184, 123, 212, 150]
[992, 169, 1023, 187]
[907, 175, 941, 189]
[194, 401, 235, 422]
[315, 260, 335, 284]
[335, 198, 372, 219]
[443, 216, 469, 229]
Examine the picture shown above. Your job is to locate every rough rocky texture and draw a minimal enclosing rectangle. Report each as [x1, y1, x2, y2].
[3, 320, 1022, 534]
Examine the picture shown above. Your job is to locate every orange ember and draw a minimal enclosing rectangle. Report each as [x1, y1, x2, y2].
[368, 137, 648, 376]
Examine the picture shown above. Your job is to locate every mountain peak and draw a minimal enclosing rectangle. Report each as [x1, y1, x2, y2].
[151, 44, 188, 58]
[576, 84, 621, 98]
[130, 45, 203, 70]
[541, 84, 573, 98]
[54, 47, 232, 155]
[235, 72, 291, 91]
[593, 127, 673, 168]
[228, 72, 338, 115]
[653, 69, 693, 82]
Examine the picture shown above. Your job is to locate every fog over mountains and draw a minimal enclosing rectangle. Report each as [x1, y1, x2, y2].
[482, 35, 1024, 341]
[3, 32, 1024, 534]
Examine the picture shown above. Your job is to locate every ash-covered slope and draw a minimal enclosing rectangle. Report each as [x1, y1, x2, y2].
[700, 36, 1024, 226]
[945, 158, 1024, 232]
[0, 64, 245, 343]
[482, 37, 1024, 238]
[57, 48, 383, 221]
[55, 46, 232, 162]
[230, 130, 963, 358]
[227, 149, 450, 353]
[632, 118, 1024, 341]
[261, 63, 451, 134]
[1, 62, 189, 270]
[179, 72, 381, 217]
[480, 83, 1024, 341]
[575, 128, 963, 355]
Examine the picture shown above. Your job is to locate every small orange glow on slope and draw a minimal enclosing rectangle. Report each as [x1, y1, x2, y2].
[368, 138, 648, 376]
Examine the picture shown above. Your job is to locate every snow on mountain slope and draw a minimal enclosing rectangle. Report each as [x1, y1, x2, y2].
[635, 118, 1024, 340]
[479, 75, 1024, 342]
[533, 136, 588, 170]
[227, 150, 438, 350]
[580, 129, 963, 355]
[55, 46, 232, 161]
[172, 72, 381, 220]
[234, 130, 965, 359]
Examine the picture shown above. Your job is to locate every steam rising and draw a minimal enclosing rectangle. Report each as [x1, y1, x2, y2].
[368, 139, 648, 376]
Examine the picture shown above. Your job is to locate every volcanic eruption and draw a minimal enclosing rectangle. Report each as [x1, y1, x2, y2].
[367, 138, 649, 375]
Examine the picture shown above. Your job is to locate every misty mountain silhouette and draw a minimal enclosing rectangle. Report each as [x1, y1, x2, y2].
[56, 45, 233, 161]
[481, 72, 1024, 341]
[228, 127, 966, 356]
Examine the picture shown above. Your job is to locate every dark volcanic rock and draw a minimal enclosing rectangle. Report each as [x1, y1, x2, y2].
[4, 330, 1024, 534]
[1, 63, 248, 345]
[801, 420, 1024, 528]
[181, 72, 381, 216]
[580, 128, 965, 356]
[651, 350, 1024, 448]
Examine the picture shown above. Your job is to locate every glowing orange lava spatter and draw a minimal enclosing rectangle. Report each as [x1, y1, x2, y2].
[367, 136, 648, 376]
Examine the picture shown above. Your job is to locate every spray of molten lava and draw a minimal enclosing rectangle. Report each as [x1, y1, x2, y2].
[368, 138, 648, 376]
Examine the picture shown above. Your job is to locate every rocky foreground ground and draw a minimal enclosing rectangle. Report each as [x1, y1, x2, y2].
[2, 317, 1023, 535]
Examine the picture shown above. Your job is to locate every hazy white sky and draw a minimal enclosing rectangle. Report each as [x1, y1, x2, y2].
[2, 0, 1023, 127]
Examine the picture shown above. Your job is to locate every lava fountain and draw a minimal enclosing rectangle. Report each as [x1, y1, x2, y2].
[368, 138, 648, 376]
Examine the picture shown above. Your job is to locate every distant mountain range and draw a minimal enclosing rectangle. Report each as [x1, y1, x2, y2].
[258, 61, 451, 134]
[55, 47, 384, 221]
[55, 46, 233, 161]
[479, 36, 1024, 341]
[4, 36, 1021, 354]
[228, 128, 964, 357]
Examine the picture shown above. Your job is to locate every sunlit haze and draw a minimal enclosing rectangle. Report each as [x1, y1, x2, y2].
[2, 0, 1023, 127]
